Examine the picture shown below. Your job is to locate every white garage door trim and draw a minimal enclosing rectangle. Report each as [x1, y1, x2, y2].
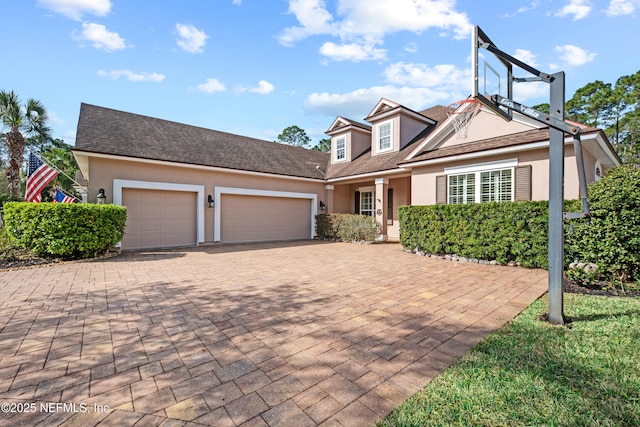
[214, 186, 317, 242]
[113, 179, 205, 246]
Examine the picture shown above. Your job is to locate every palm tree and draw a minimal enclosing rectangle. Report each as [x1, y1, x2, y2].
[0, 90, 51, 199]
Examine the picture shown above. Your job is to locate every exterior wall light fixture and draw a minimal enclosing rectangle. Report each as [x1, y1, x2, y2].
[207, 194, 215, 208]
[319, 200, 326, 211]
[96, 188, 107, 204]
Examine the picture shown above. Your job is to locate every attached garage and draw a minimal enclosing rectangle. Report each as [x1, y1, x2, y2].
[215, 187, 317, 243]
[122, 188, 197, 250]
[114, 180, 205, 250]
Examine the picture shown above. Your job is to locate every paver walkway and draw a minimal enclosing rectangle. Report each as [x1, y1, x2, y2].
[0, 241, 548, 426]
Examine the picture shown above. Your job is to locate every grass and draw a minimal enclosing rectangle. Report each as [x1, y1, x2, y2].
[378, 294, 640, 427]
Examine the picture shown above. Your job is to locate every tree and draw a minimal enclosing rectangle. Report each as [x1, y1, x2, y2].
[564, 71, 640, 164]
[0, 90, 51, 199]
[566, 80, 615, 129]
[312, 138, 331, 152]
[532, 103, 550, 114]
[276, 125, 311, 148]
[610, 71, 640, 158]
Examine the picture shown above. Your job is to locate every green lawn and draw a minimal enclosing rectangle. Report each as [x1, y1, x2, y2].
[379, 293, 640, 427]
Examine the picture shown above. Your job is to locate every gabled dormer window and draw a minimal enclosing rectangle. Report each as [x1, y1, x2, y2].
[377, 120, 393, 153]
[335, 137, 346, 161]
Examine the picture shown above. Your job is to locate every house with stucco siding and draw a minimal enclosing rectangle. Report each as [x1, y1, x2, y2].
[72, 98, 619, 250]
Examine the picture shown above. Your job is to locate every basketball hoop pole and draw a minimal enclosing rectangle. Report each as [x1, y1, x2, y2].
[547, 72, 566, 325]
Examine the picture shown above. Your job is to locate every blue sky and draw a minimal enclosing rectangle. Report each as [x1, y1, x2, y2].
[2, 0, 639, 146]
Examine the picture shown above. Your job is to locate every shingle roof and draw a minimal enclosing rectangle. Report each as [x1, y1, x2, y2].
[419, 105, 449, 124]
[74, 103, 329, 180]
[402, 126, 603, 164]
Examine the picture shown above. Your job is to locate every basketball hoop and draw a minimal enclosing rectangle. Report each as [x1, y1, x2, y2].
[446, 99, 482, 140]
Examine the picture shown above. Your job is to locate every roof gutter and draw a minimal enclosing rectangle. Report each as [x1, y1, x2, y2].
[72, 150, 327, 183]
[400, 132, 619, 169]
[325, 168, 411, 183]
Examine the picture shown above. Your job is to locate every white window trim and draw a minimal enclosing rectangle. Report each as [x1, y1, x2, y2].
[335, 137, 346, 162]
[446, 167, 515, 204]
[444, 158, 518, 175]
[376, 120, 394, 153]
[594, 160, 602, 182]
[113, 179, 205, 247]
[213, 187, 317, 242]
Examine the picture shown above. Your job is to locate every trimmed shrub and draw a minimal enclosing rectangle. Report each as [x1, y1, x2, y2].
[399, 201, 551, 268]
[315, 213, 381, 243]
[565, 165, 640, 283]
[3, 202, 127, 259]
[315, 214, 335, 239]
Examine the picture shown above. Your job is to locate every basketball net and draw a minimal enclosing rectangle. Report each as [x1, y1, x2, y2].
[446, 99, 482, 140]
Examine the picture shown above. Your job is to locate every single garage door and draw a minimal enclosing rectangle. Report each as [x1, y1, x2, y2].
[220, 194, 311, 243]
[122, 188, 197, 250]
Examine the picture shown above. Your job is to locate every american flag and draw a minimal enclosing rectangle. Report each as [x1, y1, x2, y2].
[25, 152, 58, 202]
[53, 189, 75, 203]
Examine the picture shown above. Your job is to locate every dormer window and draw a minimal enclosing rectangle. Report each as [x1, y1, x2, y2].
[335, 137, 346, 161]
[377, 120, 393, 153]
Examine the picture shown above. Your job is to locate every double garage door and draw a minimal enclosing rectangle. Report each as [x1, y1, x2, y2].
[219, 194, 311, 243]
[121, 188, 312, 249]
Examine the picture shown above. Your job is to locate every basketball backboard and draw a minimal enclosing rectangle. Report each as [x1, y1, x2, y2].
[472, 25, 513, 120]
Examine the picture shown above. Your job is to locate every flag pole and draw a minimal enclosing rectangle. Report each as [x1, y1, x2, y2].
[31, 150, 87, 196]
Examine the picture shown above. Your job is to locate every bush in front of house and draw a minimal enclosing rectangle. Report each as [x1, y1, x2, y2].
[315, 213, 381, 243]
[3, 202, 127, 259]
[399, 201, 550, 268]
[565, 164, 640, 283]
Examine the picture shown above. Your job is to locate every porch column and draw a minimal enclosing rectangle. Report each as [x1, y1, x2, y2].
[375, 178, 388, 241]
[324, 185, 334, 213]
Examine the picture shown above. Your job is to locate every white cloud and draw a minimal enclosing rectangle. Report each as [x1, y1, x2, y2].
[73, 23, 126, 51]
[233, 0, 242, 4]
[305, 85, 464, 118]
[238, 80, 275, 95]
[37, 0, 111, 20]
[555, 0, 592, 20]
[383, 62, 469, 89]
[513, 81, 548, 102]
[513, 49, 538, 67]
[404, 42, 418, 53]
[278, 0, 472, 62]
[176, 23, 208, 53]
[606, 0, 639, 15]
[197, 78, 226, 93]
[518, 1, 541, 14]
[97, 70, 165, 82]
[319, 41, 386, 61]
[554, 44, 597, 66]
[279, 0, 337, 46]
[47, 110, 66, 127]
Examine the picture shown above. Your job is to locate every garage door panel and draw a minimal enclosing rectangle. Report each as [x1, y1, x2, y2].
[220, 195, 311, 243]
[123, 188, 197, 250]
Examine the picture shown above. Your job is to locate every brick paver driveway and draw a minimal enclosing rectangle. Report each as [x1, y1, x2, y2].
[0, 241, 547, 426]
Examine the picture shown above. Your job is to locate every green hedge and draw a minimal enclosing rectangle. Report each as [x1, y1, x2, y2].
[399, 201, 553, 268]
[3, 202, 127, 258]
[316, 213, 381, 243]
[565, 165, 640, 282]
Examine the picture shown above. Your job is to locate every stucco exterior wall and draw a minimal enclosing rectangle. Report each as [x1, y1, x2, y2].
[387, 177, 411, 240]
[440, 110, 534, 148]
[86, 157, 326, 243]
[399, 115, 430, 149]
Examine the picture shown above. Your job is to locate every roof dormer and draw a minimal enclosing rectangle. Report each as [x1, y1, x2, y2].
[365, 99, 436, 156]
[326, 116, 371, 164]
